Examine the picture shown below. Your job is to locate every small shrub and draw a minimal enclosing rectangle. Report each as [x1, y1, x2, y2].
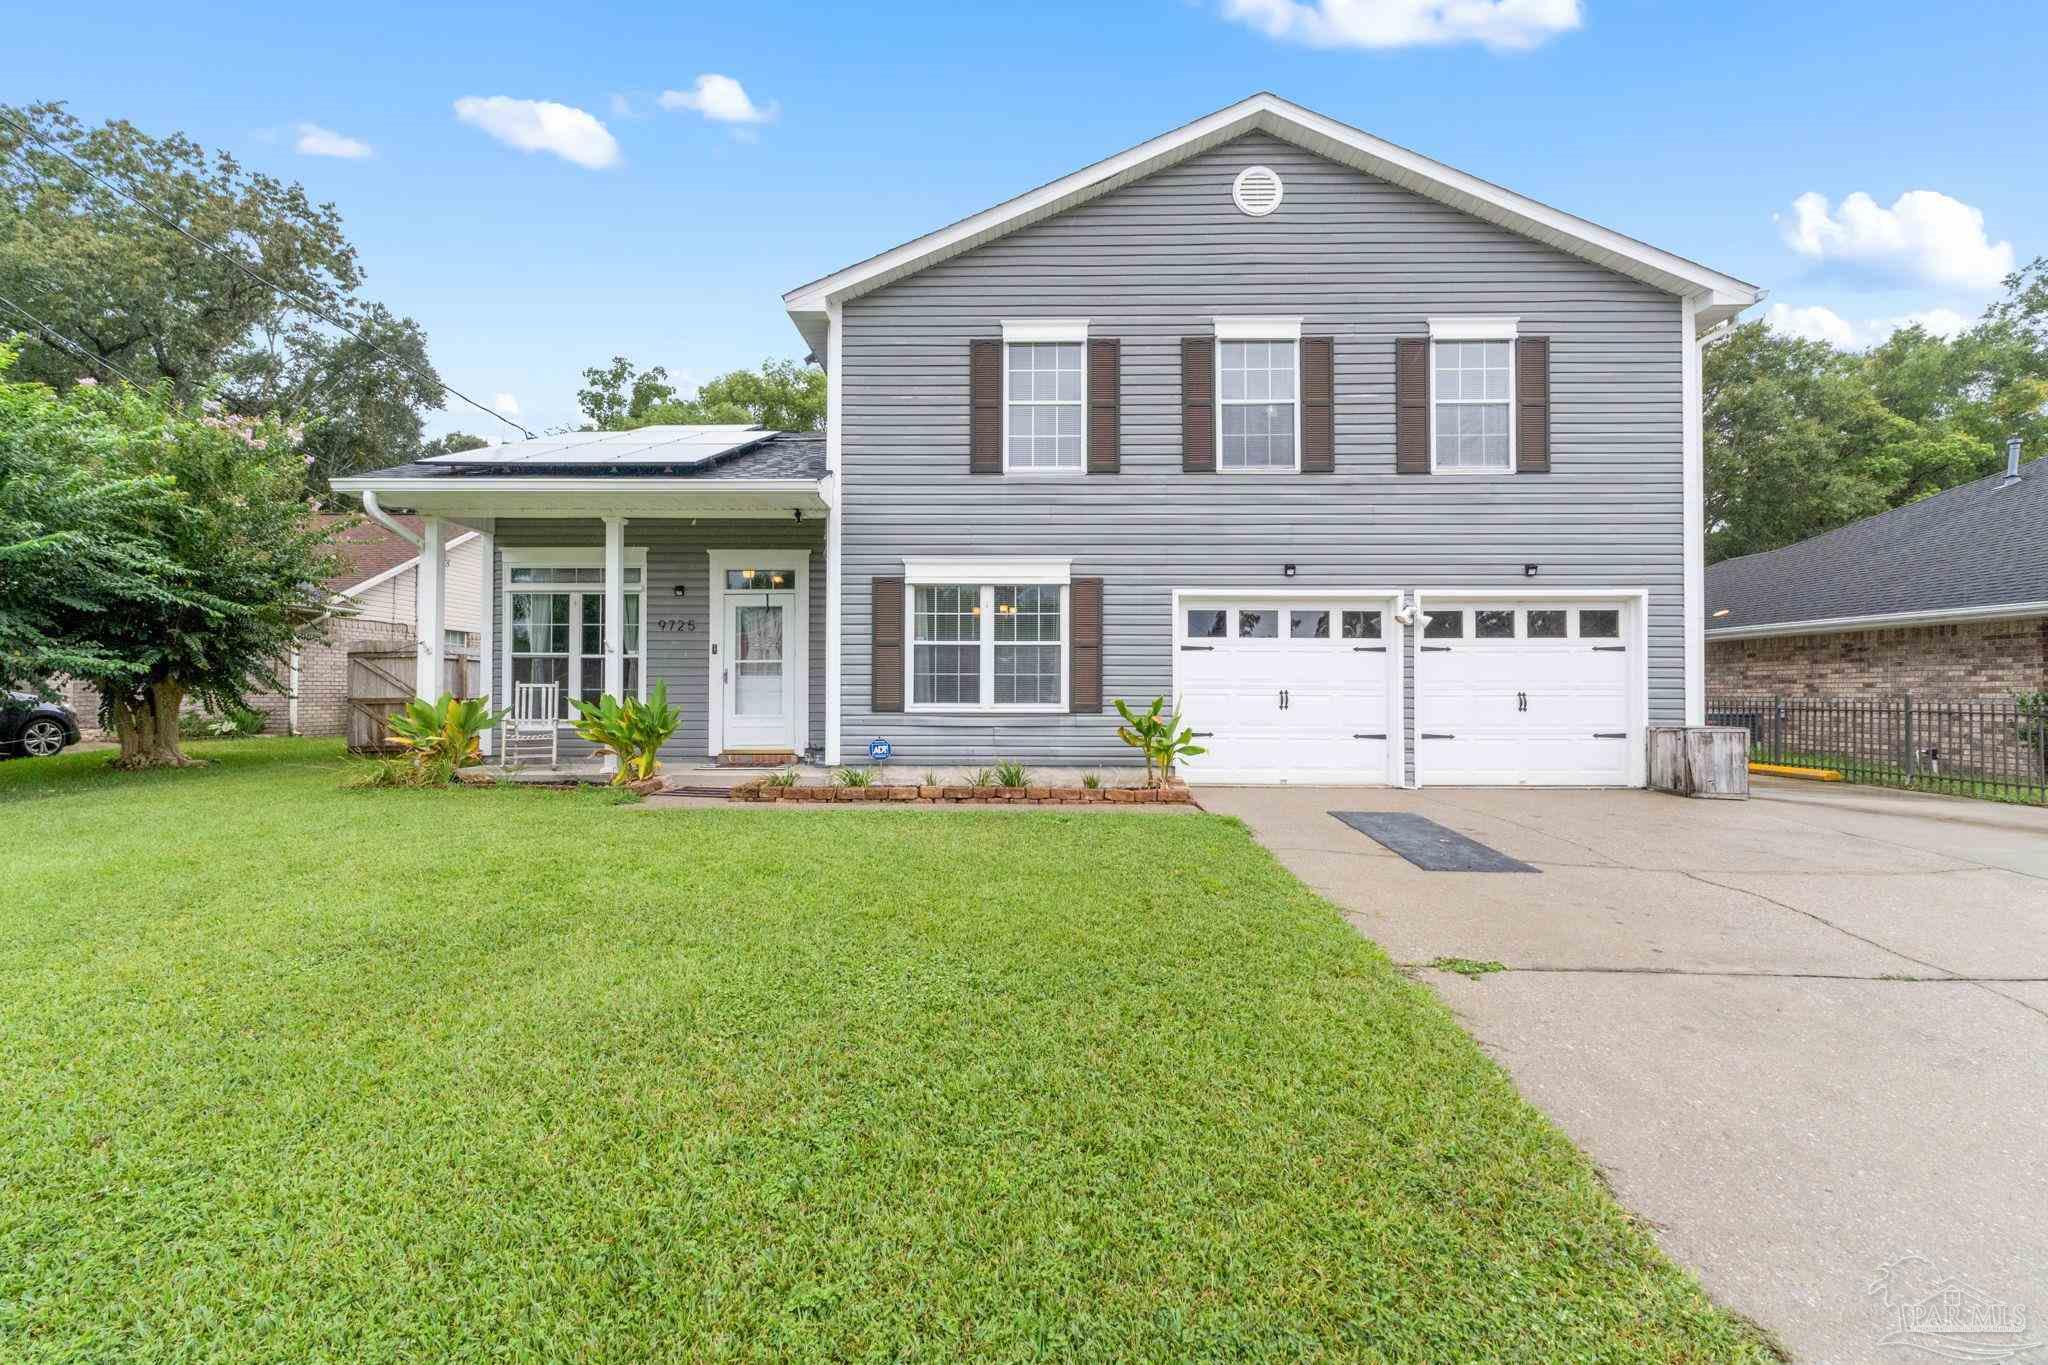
[964, 767, 996, 789]
[341, 755, 454, 790]
[1113, 697, 1208, 785]
[179, 705, 265, 740]
[1080, 773, 1102, 790]
[834, 766, 875, 787]
[922, 770, 940, 787]
[993, 760, 1029, 789]
[762, 769, 800, 788]
[570, 681, 682, 785]
[388, 693, 507, 771]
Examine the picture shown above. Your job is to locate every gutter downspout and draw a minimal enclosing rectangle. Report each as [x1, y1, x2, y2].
[360, 490, 422, 549]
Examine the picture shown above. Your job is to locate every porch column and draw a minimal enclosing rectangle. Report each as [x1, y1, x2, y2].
[477, 520, 496, 757]
[602, 516, 626, 775]
[417, 516, 446, 700]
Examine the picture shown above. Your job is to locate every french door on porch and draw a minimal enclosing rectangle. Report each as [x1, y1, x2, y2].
[507, 584, 645, 719]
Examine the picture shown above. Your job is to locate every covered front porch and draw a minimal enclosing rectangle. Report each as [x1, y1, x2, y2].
[330, 427, 834, 770]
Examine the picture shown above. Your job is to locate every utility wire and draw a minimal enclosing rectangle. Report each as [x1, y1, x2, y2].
[0, 291, 150, 387]
[0, 110, 533, 439]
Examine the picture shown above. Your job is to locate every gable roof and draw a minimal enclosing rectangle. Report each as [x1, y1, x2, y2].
[783, 92, 1762, 357]
[1705, 457, 2048, 637]
[316, 513, 470, 594]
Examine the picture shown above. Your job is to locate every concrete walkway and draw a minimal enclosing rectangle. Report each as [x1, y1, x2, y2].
[1199, 778, 2048, 1364]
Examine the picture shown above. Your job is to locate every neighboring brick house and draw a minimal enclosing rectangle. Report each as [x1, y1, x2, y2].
[1706, 443, 2048, 700]
[62, 515, 484, 737]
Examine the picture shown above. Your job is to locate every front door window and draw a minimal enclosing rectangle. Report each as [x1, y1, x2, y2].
[733, 604, 785, 718]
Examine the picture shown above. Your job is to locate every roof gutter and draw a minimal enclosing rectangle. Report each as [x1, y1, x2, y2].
[1706, 599, 2048, 640]
[358, 489, 422, 549]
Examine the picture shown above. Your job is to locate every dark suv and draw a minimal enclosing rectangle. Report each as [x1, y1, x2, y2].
[2, 691, 83, 759]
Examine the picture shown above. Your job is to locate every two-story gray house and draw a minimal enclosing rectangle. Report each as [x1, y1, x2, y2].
[335, 93, 1760, 787]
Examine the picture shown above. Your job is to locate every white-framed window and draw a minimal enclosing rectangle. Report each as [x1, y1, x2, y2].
[903, 557, 1071, 712]
[1002, 320, 1087, 474]
[1428, 317, 1517, 473]
[1214, 317, 1303, 472]
[502, 550, 647, 719]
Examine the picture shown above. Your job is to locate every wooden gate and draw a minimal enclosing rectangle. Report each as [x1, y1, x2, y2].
[346, 644, 477, 752]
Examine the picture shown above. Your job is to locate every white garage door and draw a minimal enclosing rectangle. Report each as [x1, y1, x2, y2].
[1416, 600, 1636, 786]
[1174, 598, 1400, 784]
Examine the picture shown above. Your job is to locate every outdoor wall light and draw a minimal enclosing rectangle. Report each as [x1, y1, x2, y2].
[1523, 563, 1539, 577]
[672, 585, 687, 597]
[1282, 563, 1297, 577]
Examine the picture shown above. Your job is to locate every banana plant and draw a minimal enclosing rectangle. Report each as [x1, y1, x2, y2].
[1113, 696, 1207, 786]
[386, 693, 509, 773]
[570, 680, 682, 784]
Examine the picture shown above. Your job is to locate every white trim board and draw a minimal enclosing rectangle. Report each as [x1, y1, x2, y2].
[783, 92, 1761, 351]
[903, 556, 1072, 584]
[1705, 600, 2048, 641]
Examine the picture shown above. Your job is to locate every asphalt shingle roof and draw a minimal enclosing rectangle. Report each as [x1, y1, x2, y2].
[350, 431, 826, 483]
[1705, 456, 2048, 632]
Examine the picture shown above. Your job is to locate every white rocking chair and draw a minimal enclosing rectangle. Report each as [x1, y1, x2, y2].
[504, 681, 560, 769]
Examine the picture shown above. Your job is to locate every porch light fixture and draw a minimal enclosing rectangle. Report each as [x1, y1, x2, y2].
[672, 584, 687, 597]
[1523, 563, 1539, 577]
[1282, 563, 1297, 577]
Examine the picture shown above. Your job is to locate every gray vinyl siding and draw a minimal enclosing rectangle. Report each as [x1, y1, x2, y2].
[838, 131, 1684, 773]
[491, 518, 824, 761]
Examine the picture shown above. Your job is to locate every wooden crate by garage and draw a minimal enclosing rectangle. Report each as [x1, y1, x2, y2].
[346, 645, 476, 752]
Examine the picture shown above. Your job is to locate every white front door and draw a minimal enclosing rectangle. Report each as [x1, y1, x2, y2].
[1415, 600, 1634, 786]
[722, 597, 797, 750]
[1173, 597, 1402, 785]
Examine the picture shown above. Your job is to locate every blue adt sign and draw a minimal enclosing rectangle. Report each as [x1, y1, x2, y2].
[867, 737, 893, 762]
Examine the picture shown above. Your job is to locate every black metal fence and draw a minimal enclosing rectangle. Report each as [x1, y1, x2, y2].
[1706, 695, 2048, 806]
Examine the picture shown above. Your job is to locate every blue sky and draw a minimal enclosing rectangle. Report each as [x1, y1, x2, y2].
[8, 1, 2043, 438]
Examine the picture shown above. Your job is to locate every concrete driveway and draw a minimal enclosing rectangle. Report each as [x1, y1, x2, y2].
[1199, 778, 2048, 1364]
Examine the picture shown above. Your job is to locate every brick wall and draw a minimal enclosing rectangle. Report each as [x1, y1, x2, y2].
[1707, 616, 2048, 699]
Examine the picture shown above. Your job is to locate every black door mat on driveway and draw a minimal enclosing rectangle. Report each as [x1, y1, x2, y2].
[1329, 811, 1539, 873]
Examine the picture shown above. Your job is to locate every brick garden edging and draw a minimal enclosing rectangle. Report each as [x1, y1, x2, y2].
[732, 783, 1195, 806]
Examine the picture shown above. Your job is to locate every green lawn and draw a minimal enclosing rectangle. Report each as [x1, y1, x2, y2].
[0, 740, 1770, 1361]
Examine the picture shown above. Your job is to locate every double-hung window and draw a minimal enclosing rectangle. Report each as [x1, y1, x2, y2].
[1002, 321, 1087, 473]
[1428, 318, 1517, 472]
[1215, 318, 1301, 471]
[504, 552, 647, 719]
[905, 558, 1070, 711]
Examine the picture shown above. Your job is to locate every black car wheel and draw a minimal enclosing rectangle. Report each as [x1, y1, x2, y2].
[20, 718, 68, 758]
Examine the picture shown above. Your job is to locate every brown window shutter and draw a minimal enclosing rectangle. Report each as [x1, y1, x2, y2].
[1181, 337, 1215, 473]
[1087, 339, 1120, 474]
[1395, 336, 1429, 474]
[1516, 336, 1551, 474]
[969, 339, 1002, 475]
[1301, 336, 1334, 473]
[1069, 577, 1103, 713]
[871, 576, 904, 712]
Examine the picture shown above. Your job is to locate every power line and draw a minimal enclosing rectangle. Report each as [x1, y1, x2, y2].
[0, 291, 151, 388]
[0, 110, 534, 440]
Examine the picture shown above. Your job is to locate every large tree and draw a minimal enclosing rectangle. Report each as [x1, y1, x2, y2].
[0, 102, 449, 493]
[577, 356, 677, 430]
[629, 358, 824, 431]
[0, 349, 343, 766]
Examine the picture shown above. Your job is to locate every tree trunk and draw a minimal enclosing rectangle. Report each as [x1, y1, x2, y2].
[112, 679, 195, 768]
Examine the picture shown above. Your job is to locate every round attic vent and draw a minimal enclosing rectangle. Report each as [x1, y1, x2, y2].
[1232, 165, 1284, 217]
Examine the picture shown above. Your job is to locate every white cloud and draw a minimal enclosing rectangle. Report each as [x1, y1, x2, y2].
[293, 123, 372, 160]
[1764, 303, 1971, 350]
[492, 393, 521, 418]
[1777, 190, 2013, 291]
[453, 96, 620, 170]
[1219, 0, 1581, 50]
[657, 74, 777, 125]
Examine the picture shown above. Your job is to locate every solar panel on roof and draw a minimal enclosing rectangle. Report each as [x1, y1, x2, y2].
[421, 425, 772, 467]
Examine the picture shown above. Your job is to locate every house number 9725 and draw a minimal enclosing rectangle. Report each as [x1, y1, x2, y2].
[652, 617, 698, 633]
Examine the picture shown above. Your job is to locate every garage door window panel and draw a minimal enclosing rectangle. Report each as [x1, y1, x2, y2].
[1475, 609, 1516, 639]
[1187, 609, 1227, 639]
[1342, 610, 1382, 640]
[1289, 609, 1330, 640]
[1579, 609, 1621, 638]
[1527, 609, 1568, 639]
[1237, 608, 1279, 639]
[1423, 609, 1464, 640]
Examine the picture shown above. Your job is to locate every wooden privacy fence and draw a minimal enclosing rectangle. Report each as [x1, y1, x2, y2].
[1707, 694, 2048, 806]
[346, 644, 478, 752]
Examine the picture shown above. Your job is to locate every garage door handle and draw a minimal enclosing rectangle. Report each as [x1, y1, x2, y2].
[1352, 645, 1386, 653]
[1353, 732, 1385, 740]
[1420, 645, 1452, 652]
[1593, 732, 1628, 739]
[1421, 732, 1454, 739]
[1179, 644, 1215, 651]
[1591, 645, 1626, 652]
